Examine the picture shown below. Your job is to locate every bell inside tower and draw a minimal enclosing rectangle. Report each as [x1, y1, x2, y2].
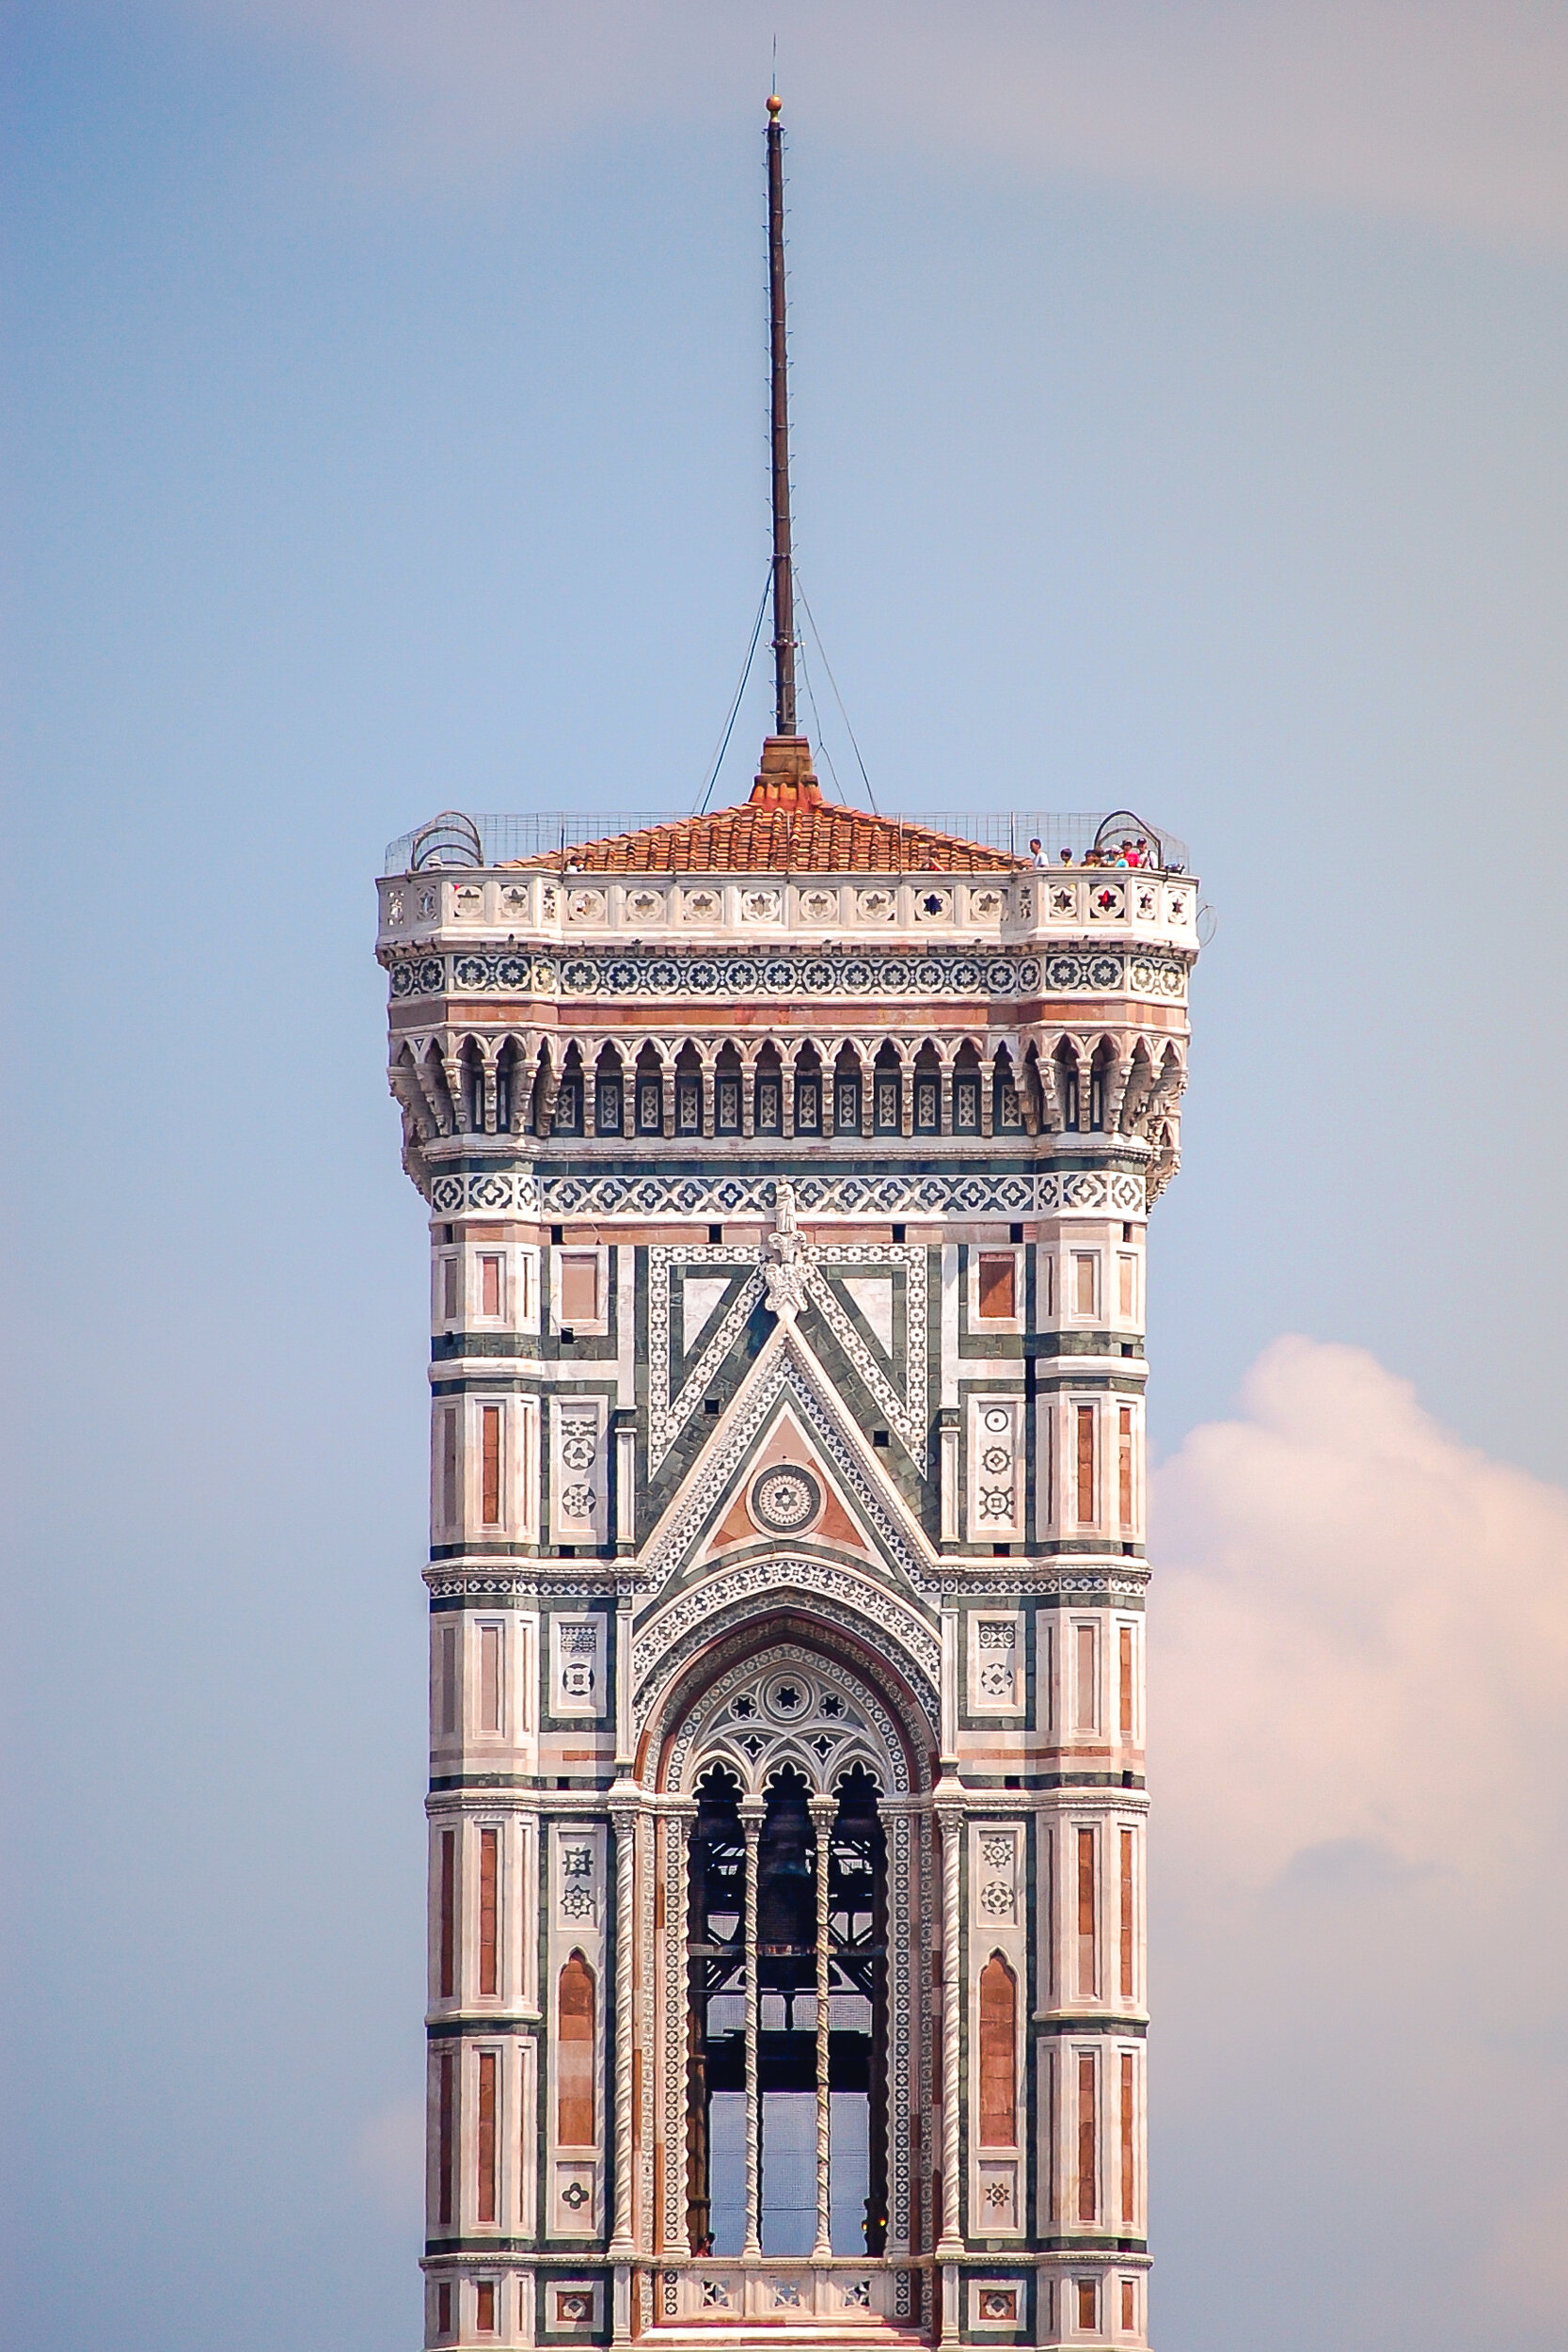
[687, 1760, 888, 2259]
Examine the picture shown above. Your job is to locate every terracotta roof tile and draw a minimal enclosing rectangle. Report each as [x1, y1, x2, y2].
[505, 803, 1023, 876]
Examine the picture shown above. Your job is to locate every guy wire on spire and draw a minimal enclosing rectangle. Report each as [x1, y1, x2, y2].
[766, 91, 798, 737]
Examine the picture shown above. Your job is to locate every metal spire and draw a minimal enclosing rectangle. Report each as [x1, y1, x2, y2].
[766, 91, 798, 738]
[747, 92, 820, 809]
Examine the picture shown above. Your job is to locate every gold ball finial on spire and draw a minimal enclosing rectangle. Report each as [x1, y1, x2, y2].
[767, 92, 782, 117]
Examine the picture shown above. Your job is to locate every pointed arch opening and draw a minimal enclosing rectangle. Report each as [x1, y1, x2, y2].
[953, 1041, 983, 1136]
[674, 1041, 702, 1138]
[872, 1041, 902, 1136]
[494, 1036, 520, 1135]
[688, 1764, 746, 2254]
[634, 1041, 665, 1136]
[553, 1045, 584, 1136]
[675, 1673, 903, 2264]
[825, 1762, 889, 2255]
[714, 1041, 744, 1136]
[459, 1037, 485, 1135]
[593, 1043, 624, 1136]
[912, 1041, 942, 1136]
[752, 1042, 784, 1137]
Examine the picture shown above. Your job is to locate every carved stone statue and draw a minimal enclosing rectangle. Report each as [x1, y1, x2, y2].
[762, 1177, 810, 1325]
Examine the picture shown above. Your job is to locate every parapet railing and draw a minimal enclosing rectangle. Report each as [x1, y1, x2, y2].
[382, 808, 1189, 877]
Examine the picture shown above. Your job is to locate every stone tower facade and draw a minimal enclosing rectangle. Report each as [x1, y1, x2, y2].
[375, 746, 1197, 2352]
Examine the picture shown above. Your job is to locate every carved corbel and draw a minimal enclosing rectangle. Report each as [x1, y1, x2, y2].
[534, 1044, 561, 1138]
[440, 1043, 469, 1135]
[415, 1044, 455, 1137]
[1119, 1047, 1156, 1136]
[1104, 1041, 1136, 1135]
[477, 1036, 500, 1135]
[1020, 1045, 1043, 1136]
[389, 1055, 437, 1144]
[1034, 1042, 1065, 1136]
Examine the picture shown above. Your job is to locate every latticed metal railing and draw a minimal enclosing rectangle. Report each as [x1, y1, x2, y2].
[382, 808, 1190, 876]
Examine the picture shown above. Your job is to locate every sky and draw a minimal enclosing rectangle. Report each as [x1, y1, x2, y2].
[4, 6, 1567, 2349]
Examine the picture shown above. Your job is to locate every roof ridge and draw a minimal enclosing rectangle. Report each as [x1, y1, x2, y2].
[502, 799, 1025, 876]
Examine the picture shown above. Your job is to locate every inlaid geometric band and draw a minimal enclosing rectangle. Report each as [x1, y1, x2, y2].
[388, 946, 1189, 1001]
[423, 1168, 1148, 1219]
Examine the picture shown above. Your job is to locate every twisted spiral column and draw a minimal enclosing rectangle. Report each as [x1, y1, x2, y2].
[936, 1798, 964, 2261]
[662, 1804, 695, 2254]
[739, 1797, 766, 2259]
[810, 1793, 837, 2259]
[610, 1800, 638, 2258]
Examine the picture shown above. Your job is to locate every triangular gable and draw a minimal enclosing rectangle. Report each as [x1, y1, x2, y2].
[639, 1321, 934, 1601]
[841, 1275, 895, 1355]
[803, 1242, 928, 1466]
[700, 1405, 875, 1564]
[648, 1246, 765, 1468]
[648, 1239, 928, 1473]
[681, 1277, 732, 1353]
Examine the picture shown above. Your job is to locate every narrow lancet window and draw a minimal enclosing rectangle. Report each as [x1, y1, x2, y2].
[1077, 2052, 1098, 2222]
[977, 1953, 1018, 2145]
[479, 1625, 502, 1735]
[438, 1622, 458, 1738]
[477, 2049, 498, 2222]
[479, 1828, 499, 1997]
[437, 2049, 455, 2226]
[1076, 1405, 1096, 1523]
[1075, 1623, 1098, 1732]
[977, 1251, 1016, 1320]
[559, 1252, 599, 1327]
[1077, 1827, 1097, 1997]
[557, 1952, 595, 2146]
[438, 1829, 456, 2001]
[439, 1407, 459, 1531]
[481, 1406, 502, 1525]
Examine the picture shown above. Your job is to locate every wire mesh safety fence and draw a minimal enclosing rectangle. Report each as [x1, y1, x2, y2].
[383, 808, 1189, 877]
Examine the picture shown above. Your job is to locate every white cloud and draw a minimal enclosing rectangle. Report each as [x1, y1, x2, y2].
[197, 0, 1568, 246]
[1150, 1338, 1568, 2345]
[1154, 1334, 1568, 1886]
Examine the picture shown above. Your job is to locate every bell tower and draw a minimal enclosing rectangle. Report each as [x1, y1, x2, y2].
[376, 95, 1197, 2352]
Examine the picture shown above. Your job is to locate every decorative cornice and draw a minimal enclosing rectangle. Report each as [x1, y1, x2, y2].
[424, 1566, 632, 1600]
[423, 1165, 1147, 1221]
[388, 944, 1189, 1004]
[421, 1553, 1151, 1605]
[925, 1565, 1150, 1597]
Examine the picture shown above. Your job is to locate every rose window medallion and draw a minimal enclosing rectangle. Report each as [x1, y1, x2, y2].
[748, 1464, 823, 1535]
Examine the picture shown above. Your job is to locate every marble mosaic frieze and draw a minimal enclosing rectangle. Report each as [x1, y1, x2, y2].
[423, 1166, 1148, 1220]
[387, 945, 1188, 1001]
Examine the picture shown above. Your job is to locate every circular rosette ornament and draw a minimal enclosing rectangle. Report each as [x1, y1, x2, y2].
[748, 1463, 824, 1536]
